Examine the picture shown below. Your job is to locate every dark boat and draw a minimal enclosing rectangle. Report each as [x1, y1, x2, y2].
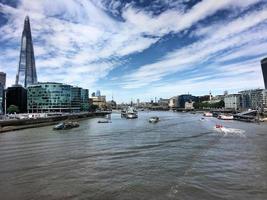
[53, 121, 79, 130]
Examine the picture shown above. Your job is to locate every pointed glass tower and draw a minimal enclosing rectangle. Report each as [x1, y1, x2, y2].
[16, 16, 37, 87]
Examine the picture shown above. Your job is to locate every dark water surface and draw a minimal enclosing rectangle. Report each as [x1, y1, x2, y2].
[0, 111, 267, 200]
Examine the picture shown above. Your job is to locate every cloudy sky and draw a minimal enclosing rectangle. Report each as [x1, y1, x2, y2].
[0, 0, 266, 102]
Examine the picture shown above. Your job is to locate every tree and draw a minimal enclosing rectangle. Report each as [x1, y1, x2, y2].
[7, 105, 19, 114]
[89, 104, 99, 112]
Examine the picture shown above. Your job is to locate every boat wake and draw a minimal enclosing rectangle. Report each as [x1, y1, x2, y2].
[214, 126, 246, 137]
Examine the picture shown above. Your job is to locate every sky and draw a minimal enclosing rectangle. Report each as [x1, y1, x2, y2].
[0, 0, 267, 103]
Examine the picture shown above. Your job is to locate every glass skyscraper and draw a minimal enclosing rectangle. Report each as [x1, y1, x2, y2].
[16, 16, 37, 87]
[261, 57, 267, 89]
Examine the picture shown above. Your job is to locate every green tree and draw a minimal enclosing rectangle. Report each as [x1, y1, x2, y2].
[7, 105, 19, 114]
[89, 104, 99, 112]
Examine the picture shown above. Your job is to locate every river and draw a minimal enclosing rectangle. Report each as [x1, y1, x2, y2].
[0, 111, 267, 200]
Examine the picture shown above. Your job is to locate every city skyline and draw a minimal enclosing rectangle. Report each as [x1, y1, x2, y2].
[0, 0, 267, 102]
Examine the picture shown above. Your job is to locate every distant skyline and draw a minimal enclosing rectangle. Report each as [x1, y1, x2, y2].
[0, 0, 267, 103]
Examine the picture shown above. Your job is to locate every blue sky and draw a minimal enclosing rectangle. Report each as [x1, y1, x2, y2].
[0, 0, 267, 103]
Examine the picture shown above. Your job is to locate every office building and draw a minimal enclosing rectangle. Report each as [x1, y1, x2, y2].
[0, 83, 4, 114]
[16, 16, 37, 87]
[239, 89, 267, 110]
[224, 94, 241, 110]
[6, 85, 27, 113]
[0, 72, 6, 88]
[261, 57, 267, 89]
[27, 82, 89, 113]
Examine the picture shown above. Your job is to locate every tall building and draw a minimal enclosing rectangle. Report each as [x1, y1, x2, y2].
[16, 16, 37, 87]
[261, 57, 267, 89]
[0, 72, 6, 88]
[239, 89, 267, 110]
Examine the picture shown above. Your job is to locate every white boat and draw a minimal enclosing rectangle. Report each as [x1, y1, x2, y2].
[218, 114, 234, 120]
[203, 112, 213, 117]
[149, 116, 159, 123]
[125, 106, 138, 119]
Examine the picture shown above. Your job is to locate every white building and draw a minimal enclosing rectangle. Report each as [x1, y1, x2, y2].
[169, 96, 178, 110]
[224, 94, 241, 110]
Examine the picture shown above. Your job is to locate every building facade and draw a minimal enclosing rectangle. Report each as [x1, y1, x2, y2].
[0, 72, 6, 88]
[0, 83, 4, 114]
[261, 57, 267, 89]
[239, 89, 267, 110]
[6, 85, 27, 113]
[177, 94, 198, 109]
[27, 82, 89, 113]
[91, 95, 107, 110]
[16, 16, 37, 87]
[224, 94, 241, 110]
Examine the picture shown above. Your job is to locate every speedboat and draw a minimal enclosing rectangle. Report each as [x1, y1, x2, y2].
[218, 114, 234, 120]
[215, 124, 223, 129]
[149, 116, 159, 123]
[203, 112, 213, 117]
[98, 120, 111, 123]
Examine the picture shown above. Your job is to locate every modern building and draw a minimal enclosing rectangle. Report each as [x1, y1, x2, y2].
[224, 94, 241, 110]
[0, 72, 6, 88]
[6, 85, 27, 113]
[16, 16, 37, 87]
[0, 72, 6, 114]
[27, 82, 89, 113]
[80, 88, 89, 111]
[261, 57, 267, 89]
[239, 89, 267, 110]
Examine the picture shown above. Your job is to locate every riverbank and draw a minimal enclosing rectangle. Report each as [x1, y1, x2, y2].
[0, 111, 110, 133]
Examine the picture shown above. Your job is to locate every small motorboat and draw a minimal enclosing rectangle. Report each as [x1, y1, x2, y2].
[53, 121, 79, 130]
[149, 116, 160, 123]
[98, 120, 111, 123]
[203, 112, 213, 117]
[218, 114, 234, 120]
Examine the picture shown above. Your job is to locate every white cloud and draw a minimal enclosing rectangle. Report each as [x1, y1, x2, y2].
[0, 0, 266, 102]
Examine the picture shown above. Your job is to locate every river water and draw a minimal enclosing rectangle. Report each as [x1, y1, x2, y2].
[0, 111, 267, 200]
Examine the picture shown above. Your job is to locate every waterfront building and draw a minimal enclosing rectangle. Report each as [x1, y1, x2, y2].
[261, 57, 267, 89]
[239, 89, 267, 110]
[91, 95, 107, 110]
[80, 89, 89, 111]
[177, 94, 198, 109]
[0, 73, 6, 114]
[169, 96, 178, 110]
[224, 94, 241, 110]
[6, 85, 27, 113]
[27, 82, 89, 113]
[0, 72, 6, 88]
[16, 16, 37, 87]
[185, 101, 194, 110]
